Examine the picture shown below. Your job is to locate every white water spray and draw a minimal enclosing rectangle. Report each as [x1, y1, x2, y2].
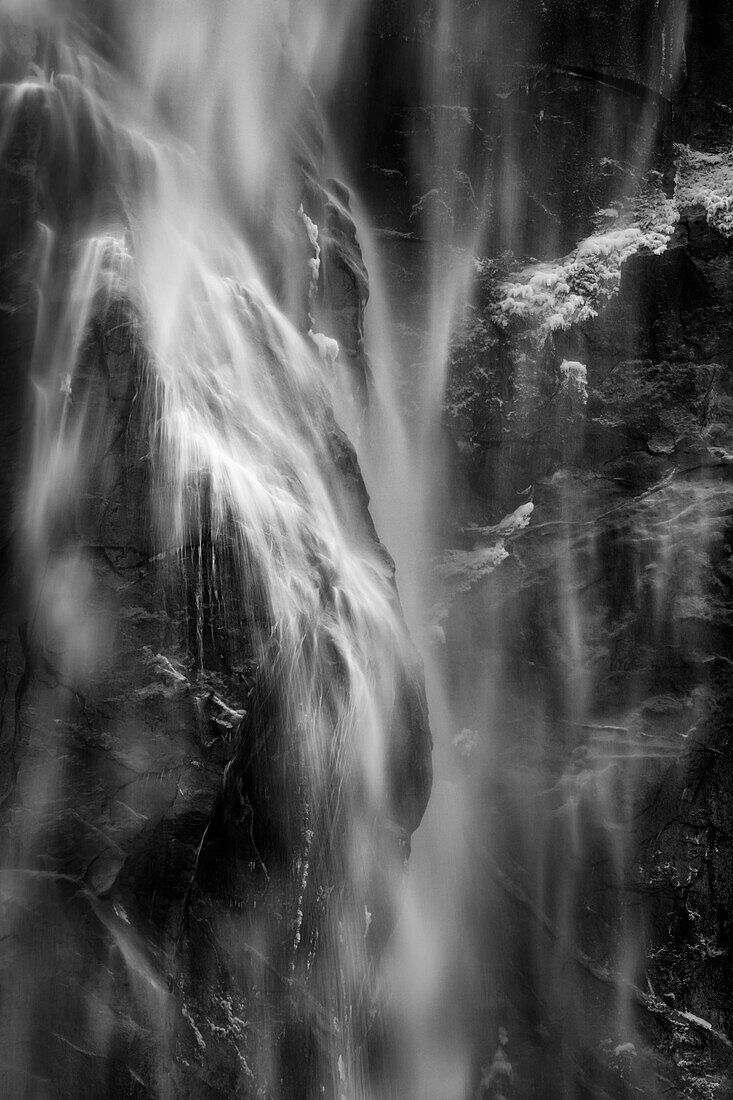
[1, 4, 431, 1096]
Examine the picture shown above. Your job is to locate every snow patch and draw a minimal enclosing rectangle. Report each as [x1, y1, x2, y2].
[494, 188, 677, 343]
[436, 502, 534, 596]
[182, 1004, 206, 1051]
[298, 203, 320, 277]
[675, 144, 733, 236]
[437, 541, 509, 587]
[298, 208, 340, 366]
[495, 500, 534, 535]
[679, 1011, 714, 1032]
[559, 359, 588, 401]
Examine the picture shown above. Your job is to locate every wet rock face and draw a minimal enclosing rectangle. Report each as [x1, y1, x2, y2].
[325, 0, 682, 261]
[320, 0, 733, 1094]
[0, 84, 42, 546]
[311, 177, 372, 401]
[446, 211, 733, 511]
[679, 0, 733, 150]
[438, 84, 733, 1100]
[332, 63, 672, 261]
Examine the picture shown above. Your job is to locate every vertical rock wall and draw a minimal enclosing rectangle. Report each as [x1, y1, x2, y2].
[323, 1, 733, 1095]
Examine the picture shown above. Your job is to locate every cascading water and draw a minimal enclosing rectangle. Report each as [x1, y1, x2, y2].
[2, 1, 733, 1098]
[0, 3, 431, 1096]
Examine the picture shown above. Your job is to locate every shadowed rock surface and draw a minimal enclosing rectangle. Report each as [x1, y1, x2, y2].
[321, 1, 733, 1096]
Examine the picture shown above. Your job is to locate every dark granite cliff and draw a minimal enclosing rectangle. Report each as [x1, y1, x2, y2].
[321, 1, 733, 1096]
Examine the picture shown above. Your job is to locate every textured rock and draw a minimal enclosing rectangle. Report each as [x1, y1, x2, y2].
[332, 1, 733, 1095]
[325, 0, 682, 258]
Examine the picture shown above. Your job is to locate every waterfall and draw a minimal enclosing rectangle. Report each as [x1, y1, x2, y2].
[2, 1, 732, 1098]
[0, 3, 430, 1096]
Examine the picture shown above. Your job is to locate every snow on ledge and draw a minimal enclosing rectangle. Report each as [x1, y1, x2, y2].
[493, 187, 678, 343]
[675, 144, 733, 237]
[489, 144, 733, 346]
[559, 359, 588, 401]
[436, 502, 534, 593]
